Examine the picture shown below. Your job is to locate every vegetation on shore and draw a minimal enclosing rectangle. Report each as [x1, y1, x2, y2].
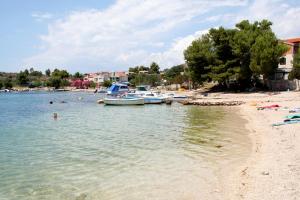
[0, 68, 86, 89]
[184, 19, 288, 89]
[289, 49, 300, 80]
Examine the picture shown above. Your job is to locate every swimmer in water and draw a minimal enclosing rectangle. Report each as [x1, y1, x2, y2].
[53, 113, 58, 120]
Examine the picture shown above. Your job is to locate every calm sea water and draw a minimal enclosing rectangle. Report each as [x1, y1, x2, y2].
[0, 92, 250, 200]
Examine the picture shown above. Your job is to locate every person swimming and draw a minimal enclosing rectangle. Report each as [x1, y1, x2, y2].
[53, 113, 58, 120]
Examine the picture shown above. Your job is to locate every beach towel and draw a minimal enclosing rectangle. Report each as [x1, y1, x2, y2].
[272, 119, 300, 126]
[258, 104, 280, 110]
[285, 114, 300, 119]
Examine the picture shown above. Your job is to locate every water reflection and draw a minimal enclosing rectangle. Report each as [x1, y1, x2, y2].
[182, 106, 250, 165]
[183, 106, 224, 146]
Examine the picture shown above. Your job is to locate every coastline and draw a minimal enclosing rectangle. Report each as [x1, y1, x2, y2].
[194, 91, 300, 199]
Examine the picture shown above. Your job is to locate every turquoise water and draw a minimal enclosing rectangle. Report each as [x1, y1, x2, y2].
[0, 92, 250, 199]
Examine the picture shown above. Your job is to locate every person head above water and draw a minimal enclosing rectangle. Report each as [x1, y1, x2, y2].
[53, 113, 58, 119]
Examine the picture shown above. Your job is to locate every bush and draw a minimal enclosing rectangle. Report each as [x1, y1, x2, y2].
[3, 78, 13, 89]
[103, 80, 112, 87]
[89, 81, 97, 88]
[288, 68, 300, 80]
[29, 81, 43, 88]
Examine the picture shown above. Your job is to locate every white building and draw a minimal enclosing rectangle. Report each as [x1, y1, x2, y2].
[84, 72, 110, 84]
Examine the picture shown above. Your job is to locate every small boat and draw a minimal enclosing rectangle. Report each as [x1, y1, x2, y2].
[172, 95, 188, 101]
[127, 92, 165, 104]
[104, 97, 144, 105]
[134, 85, 151, 95]
[143, 93, 164, 104]
[0, 89, 10, 93]
[107, 84, 129, 95]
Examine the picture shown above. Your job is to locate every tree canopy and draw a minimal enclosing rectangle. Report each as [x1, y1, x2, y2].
[184, 19, 288, 89]
[289, 49, 300, 80]
[149, 62, 160, 74]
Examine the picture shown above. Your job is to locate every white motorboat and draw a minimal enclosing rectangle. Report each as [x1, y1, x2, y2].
[127, 92, 165, 104]
[142, 93, 165, 104]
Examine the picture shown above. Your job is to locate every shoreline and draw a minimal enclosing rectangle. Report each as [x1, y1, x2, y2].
[197, 91, 300, 199]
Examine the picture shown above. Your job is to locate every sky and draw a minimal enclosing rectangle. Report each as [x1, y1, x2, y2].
[1, 0, 300, 73]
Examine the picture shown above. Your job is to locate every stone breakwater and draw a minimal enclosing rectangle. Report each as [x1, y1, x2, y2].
[178, 100, 245, 106]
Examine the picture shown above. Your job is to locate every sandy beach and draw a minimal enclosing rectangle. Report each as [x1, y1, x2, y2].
[188, 91, 300, 199]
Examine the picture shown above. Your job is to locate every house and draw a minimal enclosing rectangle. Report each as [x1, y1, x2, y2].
[276, 37, 300, 80]
[109, 71, 128, 83]
[84, 72, 110, 84]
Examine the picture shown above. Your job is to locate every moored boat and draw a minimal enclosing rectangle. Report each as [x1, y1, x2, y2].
[143, 93, 164, 104]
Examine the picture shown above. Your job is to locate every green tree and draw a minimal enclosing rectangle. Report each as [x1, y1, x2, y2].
[103, 80, 112, 87]
[149, 62, 160, 74]
[89, 81, 96, 88]
[30, 70, 43, 77]
[52, 69, 69, 79]
[47, 77, 61, 89]
[73, 72, 83, 79]
[138, 66, 149, 72]
[208, 27, 240, 86]
[184, 34, 216, 84]
[45, 69, 51, 76]
[250, 33, 288, 79]
[24, 69, 29, 76]
[29, 67, 34, 73]
[0, 81, 3, 89]
[3, 78, 13, 89]
[185, 19, 285, 89]
[164, 64, 185, 84]
[289, 49, 300, 80]
[60, 79, 70, 87]
[130, 74, 160, 86]
[29, 80, 43, 88]
[16, 71, 29, 86]
[129, 66, 140, 73]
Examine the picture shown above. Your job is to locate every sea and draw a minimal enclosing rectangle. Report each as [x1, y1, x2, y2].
[0, 92, 250, 200]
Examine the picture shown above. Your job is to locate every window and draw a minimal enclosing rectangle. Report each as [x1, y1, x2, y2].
[279, 57, 286, 65]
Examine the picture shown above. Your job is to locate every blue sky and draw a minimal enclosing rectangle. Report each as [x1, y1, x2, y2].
[1, 0, 300, 73]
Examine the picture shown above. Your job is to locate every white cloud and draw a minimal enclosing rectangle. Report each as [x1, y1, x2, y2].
[233, 0, 300, 38]
[24, 0, 300, 72]
[148, 30, 209, 68]
[31, 12, 53, 22]
[24, 0, 247, 72]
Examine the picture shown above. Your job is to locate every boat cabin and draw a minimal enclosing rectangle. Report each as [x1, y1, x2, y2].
[107, 84, 129, 95]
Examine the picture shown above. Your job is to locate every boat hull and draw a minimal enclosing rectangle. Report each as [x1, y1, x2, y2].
[143, 97, 164, 104]
[104, 98, 144, 105]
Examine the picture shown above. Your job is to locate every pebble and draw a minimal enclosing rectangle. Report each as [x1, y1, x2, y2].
[261, 171, 270, 175]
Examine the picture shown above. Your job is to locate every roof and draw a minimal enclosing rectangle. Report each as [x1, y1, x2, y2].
[284, 37, 300, 44]
[111, 71, 127, 77]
